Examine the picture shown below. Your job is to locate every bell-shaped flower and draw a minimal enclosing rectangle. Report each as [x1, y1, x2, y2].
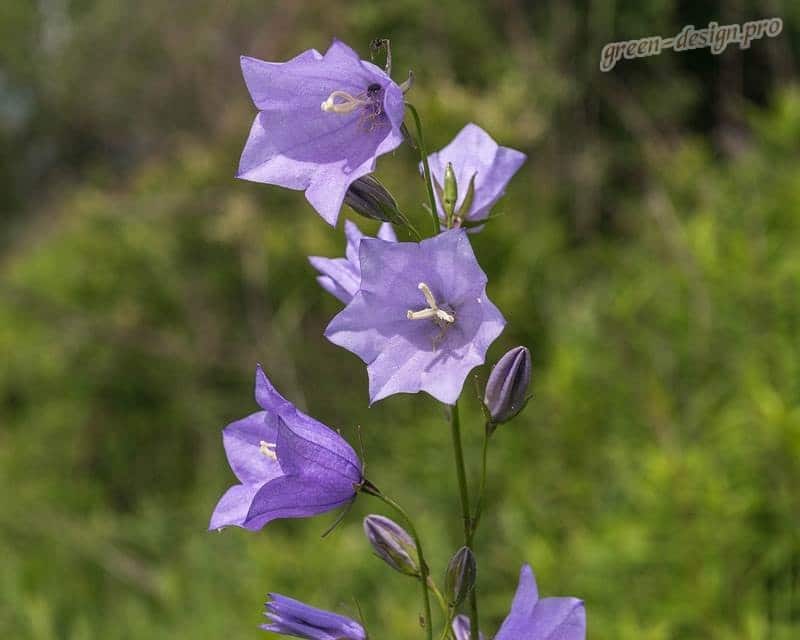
[309, 219, 396, 304]
[426, 123, 526, 228]
[238, 40, 405, 226]
[209, 366, 363, 531]
[452, 565, 585, 640]
[261, 594, 366, 640]
[325, 230, 505, 405]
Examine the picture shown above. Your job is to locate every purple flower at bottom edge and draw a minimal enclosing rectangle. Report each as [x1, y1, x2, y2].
[452, 615, 485, 640]
[209, 365, 363, 532]
[453, 565, 585, 640]
[237, 39, 405, 227]
[309, 219, 397, 304]
[325, 229, 505, 405]
[426, 123, 526, 228]
[262, 594, 366, 640]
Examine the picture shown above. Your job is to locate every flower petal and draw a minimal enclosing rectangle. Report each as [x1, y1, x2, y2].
[209, 482, 264, 530]
[254, 366, 362, 473]
[308, 256, 360, 304]
[244, 475, 355, 530]
[427, 123, 526, 223]
[263, 593, 367, 640]
[222, 410, 282, 484]
[276, 413, 362, 485]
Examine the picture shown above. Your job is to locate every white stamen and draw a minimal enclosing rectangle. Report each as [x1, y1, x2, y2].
[418, 282, 438, 309]
[321, 90, 369, 114]
[259, 440, 277, 461]
[406, 282, 455, 324]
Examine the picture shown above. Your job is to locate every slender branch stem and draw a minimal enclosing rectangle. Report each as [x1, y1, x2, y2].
[426, 577, 449, 617]
[394, 208, 423, 241]
[448, 402, 480, 640]
[364, 484, 434, 640]
[472, 423, 490, 532]
[404, 102, 440, 235]
[449, 403, 472, 542]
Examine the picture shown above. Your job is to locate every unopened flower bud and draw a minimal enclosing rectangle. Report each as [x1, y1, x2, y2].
[484, 346, 532, 428]
[443, 162, 458, 218]
[344, 175, 400, 223]
[445, 546, 476, 607]
[363, 514, 420, 577]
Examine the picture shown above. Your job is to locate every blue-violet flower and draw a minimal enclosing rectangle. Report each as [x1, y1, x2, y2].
[452, 564, 585, 640]
[238, 40, 405, 226]
[209, 365, 363, 531]
[325, 229, 505, 405]
[426, 123, 526, 228]
[262, 593, 366, 640]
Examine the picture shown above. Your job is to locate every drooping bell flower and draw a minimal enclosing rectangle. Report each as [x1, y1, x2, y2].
[309, 219, 396, 304]
[426, 123, 526, 228]
[452, 565, 585, 640]
[237, 40, 405, 226]
[261, 594, 366, 640]
[325, 230, 505, 405]
[209, 365, 363, 531]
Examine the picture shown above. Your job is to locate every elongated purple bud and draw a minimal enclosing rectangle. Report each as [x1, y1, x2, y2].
[344, 175, 400, 223]
[445, 546, 476, 607]
[363, 514, 420, 577]
[484, 346, 532, 427]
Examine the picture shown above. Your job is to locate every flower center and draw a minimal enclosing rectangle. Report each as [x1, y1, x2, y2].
[321, 84, 385, 131]
[320, 90, 371, 114]
[259, 440, 277, 461]
[407, 282, 455, 325]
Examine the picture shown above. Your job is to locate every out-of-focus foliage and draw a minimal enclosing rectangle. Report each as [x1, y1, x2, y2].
[0, 1, 798, 639]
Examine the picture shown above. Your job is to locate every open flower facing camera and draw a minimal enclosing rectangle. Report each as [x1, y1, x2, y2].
[211, 37, 586, 640]
[426, 123, 527, 229]
[325, 230, 505, 405]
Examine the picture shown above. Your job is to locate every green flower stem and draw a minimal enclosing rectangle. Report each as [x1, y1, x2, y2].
[448, 402, 480, 640]
[364, 482, 434, 640]
[404, 102, 440, 235]
[471, 423, 491, 533]
[394, 208, 423, 241]
[426, 576, 449, 618]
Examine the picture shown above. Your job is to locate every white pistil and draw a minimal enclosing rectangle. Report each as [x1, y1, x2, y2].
[259, 440, 277, 461]
[407, 282, 455, 324]
[321, 90, 369, 114]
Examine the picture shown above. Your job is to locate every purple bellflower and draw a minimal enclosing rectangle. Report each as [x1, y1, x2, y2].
[452, 565, 585, 640]
[325, 230, 505, 405]
[426, 123, 526, 227]
[209, 365, 363, 531]
[238, 40, 405, 227]
[452, 615, 485, 640]
[309, 219, 397, 304]
[262, 594, 366, 640]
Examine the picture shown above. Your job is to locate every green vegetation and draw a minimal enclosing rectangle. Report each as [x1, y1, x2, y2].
[1, 1, 798, 638]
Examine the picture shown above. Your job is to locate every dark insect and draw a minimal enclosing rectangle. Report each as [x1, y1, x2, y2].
[357, 83, 385, 132]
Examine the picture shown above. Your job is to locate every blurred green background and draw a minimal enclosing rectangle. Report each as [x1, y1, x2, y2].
[1, 1, 799, 638]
